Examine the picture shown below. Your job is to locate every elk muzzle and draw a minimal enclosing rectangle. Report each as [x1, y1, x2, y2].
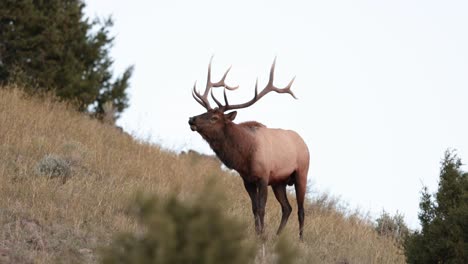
[188, 117, 197, 131]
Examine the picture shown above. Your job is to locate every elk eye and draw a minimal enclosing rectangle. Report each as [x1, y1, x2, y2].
[210, 116, 219, 122]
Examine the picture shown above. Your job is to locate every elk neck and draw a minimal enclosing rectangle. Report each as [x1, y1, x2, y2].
[206, 122, 256, 173]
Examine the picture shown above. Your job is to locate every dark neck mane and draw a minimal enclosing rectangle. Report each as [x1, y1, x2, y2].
[207, 122, 259, 173]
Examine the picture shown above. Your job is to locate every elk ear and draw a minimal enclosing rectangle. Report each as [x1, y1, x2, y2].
[225, 111, 237, 121]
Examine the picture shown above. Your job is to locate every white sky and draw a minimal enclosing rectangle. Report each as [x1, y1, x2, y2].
[85, 0, 468, 228]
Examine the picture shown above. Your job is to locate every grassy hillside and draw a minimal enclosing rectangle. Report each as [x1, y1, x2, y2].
[0, 86, 405, 263]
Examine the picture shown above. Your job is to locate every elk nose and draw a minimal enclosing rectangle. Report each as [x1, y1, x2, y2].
[188, 117, 195, 125]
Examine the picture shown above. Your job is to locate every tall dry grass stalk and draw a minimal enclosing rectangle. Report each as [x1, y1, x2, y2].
[0, 86, 405, 263]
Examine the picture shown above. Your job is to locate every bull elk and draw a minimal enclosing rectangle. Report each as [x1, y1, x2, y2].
[188, 58, 310, 239]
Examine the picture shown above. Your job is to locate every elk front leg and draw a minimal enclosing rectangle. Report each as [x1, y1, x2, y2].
[257, 179, 268, 235]
[243, 180, 260, 235]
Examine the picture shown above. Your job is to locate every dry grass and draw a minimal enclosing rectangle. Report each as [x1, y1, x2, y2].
[0, 86, 405, 263]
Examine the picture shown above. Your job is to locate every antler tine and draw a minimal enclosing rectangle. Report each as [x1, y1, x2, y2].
[212, 66, 239, 91]
[219, 58, 296, 112]
[192, 81, 211, 109]
[210, 89, 223, 108]
[192, 56, 238, 110]
[256, 57, 297, 99]
[192, 85, 205, 108]
[223, 88, 229, 105]
[203, 56, 213, 98]
[268, 56, 277, 86]
[211, 86, 231, 108]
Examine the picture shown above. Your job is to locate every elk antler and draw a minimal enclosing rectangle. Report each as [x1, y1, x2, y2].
[211, 57, 296, 112]
[192, 56, 239, 110]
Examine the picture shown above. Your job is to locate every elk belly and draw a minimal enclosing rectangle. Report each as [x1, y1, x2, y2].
[254, 128, 300, 184]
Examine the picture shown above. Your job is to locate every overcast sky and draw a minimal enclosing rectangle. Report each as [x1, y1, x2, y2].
[85, 0, 468, 228]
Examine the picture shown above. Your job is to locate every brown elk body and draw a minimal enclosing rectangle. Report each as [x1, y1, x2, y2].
[188, 58, 309, 239]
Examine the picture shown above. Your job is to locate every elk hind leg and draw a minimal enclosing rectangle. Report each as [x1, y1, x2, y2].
[294, 170, 307, 240]
[272, 183, 292, 235]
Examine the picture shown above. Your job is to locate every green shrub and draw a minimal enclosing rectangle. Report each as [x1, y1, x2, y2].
[375, 210, 409, 244]
[100, 185, 256, 264]
[274, 234, 298, 264]
[35, 154, 71, 180]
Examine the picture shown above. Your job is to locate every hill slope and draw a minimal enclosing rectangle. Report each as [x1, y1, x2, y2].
[0, 87, 405, 263]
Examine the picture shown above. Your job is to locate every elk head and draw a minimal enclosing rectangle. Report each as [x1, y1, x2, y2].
[188, 57, 296, 139]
